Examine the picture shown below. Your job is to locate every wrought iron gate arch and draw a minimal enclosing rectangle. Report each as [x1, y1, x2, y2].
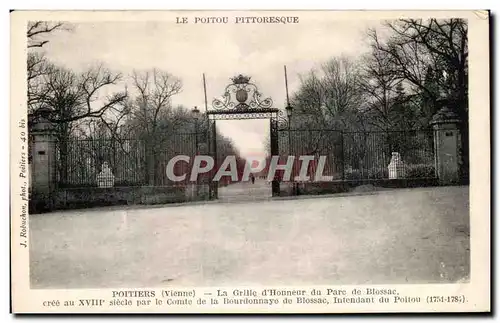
[205, 74, 289, 198]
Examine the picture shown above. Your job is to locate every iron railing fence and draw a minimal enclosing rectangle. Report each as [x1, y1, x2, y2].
[277, 129, 344, 181]
[44, 129, 439, 188]
[54, 133, 198, 188]
[277, 129, 437, 181]
[342, 130, 436, 180]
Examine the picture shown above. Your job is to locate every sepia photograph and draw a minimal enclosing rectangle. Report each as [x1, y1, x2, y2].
[11, 10, 490, 313]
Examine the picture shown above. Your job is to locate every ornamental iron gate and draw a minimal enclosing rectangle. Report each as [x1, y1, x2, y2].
[28, 72, 442, 213]
[42, 74, 439, 207]
[207, 74, 286, 197]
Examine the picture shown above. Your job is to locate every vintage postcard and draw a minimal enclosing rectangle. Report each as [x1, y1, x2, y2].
[11, 10, 490, 313]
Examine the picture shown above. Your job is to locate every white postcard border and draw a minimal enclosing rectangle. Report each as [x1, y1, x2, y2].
[10, 10, 490, 313]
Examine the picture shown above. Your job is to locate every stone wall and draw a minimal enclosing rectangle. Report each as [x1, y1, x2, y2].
[29, 185, 211, 213]
[278, 178, 439, 197]
[54, 186, 187, 210]
[30, 184, 212, 213]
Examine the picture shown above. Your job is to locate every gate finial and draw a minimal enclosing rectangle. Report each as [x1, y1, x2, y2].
[231, 74, 251, 84]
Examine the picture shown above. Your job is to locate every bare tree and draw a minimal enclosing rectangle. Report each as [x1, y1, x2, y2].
[27, 21, 68, 48]
[123, 69, 183, 184]
[320, 56, 364, 129]
[33, 64, 128, 124]
[292, 56, 364, 131]
[27, 21, 70, 114]
[369, 18, 469, 178]
[368, 19, 468, 119]
[126, 69, 183, 136]
[357, 43, 412, 131]
[27, 52, 54, 112]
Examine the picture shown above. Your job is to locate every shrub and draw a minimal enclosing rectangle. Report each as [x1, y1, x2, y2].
[344, 169, 362, 180]
[368, 167, 389, 179]
[405, 164, 436, 179]
[344, 167, 389, 180]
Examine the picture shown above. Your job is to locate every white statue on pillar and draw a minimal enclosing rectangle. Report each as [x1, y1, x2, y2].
[388, 152, 405, 179]
[97, 161, 115, 188]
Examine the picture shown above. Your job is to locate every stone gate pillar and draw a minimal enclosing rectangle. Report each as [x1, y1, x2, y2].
[430, 104, 462, 185]
[29, 107, 57, 210]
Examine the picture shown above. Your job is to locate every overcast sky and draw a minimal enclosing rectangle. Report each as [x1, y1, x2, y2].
[39, 13, 381, 158]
